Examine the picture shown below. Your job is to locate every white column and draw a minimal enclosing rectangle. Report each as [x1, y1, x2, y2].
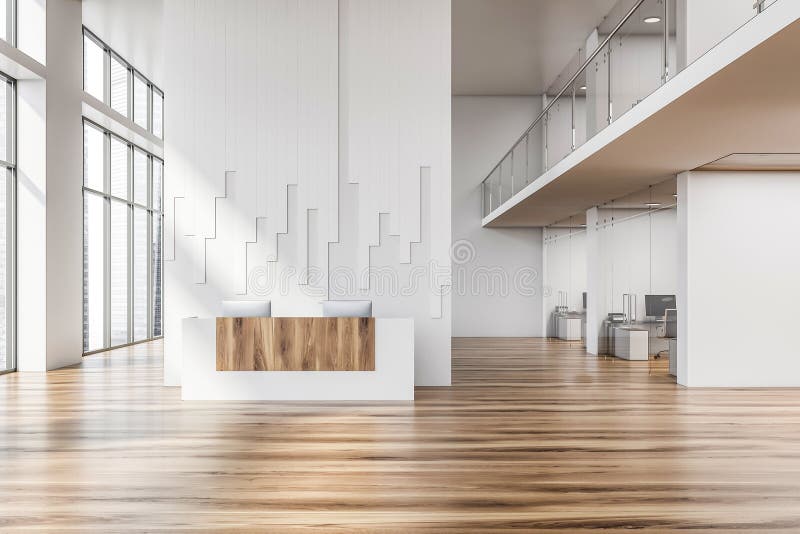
[585, 207, 601, 354]
[678, 170, 800, 386]
[17, 0, 84, 371]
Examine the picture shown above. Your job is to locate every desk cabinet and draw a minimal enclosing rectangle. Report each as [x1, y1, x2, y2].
[557, 316, 582, 341]
[613, 327, 649, 361]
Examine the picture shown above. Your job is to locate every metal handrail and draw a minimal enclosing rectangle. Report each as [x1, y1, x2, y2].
[480, 0, 647, 192]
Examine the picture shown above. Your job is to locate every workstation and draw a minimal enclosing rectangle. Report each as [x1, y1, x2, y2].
[600, 294, 676, 372]
[543, 216, 588, 346]
[588, 179, 678, 375]
[543, 179, 679, 377]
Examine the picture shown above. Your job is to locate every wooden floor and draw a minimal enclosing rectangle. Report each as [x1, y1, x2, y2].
[2, 338, 800, 532]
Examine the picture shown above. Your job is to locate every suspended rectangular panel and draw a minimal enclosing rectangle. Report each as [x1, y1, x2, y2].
[0, 0, 8, 43]
[151, 212, 162, 337]
[485, 167, 500, 214]
[133, 149, 148, 206]
[83, 192, 106, 352]
[110, 54, 129, 118]
[608, 0, 666, 124]
[83, 34, 105, 103]
[133, 74, 148, 129]
[0, 168, 8, 369]
[499, 153, 513, 203]
[0, 79, 9, 164]
[546, 95, 575, 171]
[525, 121, 545, 185]
[482, 182, 492, 218]
[83, 123, 105, 192]
[152, 159, 163, 212]
[110, 200, 128, 346]
[152, 88, 164, 139]
[511, 140, 527, 196]
[571, 78, 588, 153]
[133, 207, 148, 342]
[110, 136, 128, 199]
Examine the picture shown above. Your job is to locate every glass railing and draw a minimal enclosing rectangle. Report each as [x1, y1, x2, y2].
[482, 0, 779, 218]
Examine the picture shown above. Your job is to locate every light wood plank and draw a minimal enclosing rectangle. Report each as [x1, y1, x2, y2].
[3, 338, 800, 531]
[216, 317, 375, 371]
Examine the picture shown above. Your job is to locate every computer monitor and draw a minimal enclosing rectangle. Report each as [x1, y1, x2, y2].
[322, 300, 372, 318]
[221, 300, 271, 318]
[645, 294, 676, 318]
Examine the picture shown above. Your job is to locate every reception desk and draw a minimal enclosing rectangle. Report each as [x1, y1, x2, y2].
[182, 317, 414, 401]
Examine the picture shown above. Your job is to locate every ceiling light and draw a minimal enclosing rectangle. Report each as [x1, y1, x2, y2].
[645, 202, 661, 208]
[579, 85, 587, 91]
[643, 16, 661, 23]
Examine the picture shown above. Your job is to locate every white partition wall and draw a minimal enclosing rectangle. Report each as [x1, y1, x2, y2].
[163, 0, 452, 387]
[678, 170, 800, 387]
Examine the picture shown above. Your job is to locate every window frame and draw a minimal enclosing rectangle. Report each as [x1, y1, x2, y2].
[82, 117, 164, 354]
[2, 0, 17, 48]
[0, 71, 15, 375]
[82, 27, 164, 139]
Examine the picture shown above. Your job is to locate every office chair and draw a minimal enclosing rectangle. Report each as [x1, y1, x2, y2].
[654, 308, 677, 358]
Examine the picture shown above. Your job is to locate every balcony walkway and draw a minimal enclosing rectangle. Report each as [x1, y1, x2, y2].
[484, 1, 800, 227]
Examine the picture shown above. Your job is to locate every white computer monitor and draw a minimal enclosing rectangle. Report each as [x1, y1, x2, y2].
[221, 300, 271, 318]
[322, 300, 372, 318]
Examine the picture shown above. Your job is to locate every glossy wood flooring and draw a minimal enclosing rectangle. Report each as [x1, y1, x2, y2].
[2, 338, 800, 532]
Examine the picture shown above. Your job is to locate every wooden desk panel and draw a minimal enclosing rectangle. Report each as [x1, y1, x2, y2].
[216, 317, 375, 371]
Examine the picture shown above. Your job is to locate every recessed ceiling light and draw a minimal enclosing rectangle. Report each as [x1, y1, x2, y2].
[645, 202, 661, 208]
[579, 85, 587, 90]
[643, 16, 661, 23]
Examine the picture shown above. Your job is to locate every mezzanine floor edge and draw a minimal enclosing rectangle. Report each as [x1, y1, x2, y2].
[2, 337, 800, 532]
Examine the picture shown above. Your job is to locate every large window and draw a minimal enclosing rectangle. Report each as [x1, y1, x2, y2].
[82, 120, 164, 353]
[82, 28, 164, 139]
[0, 72, 14, 373]
[0, 0, 16, 46]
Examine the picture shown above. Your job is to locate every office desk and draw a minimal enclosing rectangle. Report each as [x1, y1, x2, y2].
[182, 317, 414, 401]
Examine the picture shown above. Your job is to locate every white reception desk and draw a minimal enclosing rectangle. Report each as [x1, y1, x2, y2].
[182, 317, 414, 401]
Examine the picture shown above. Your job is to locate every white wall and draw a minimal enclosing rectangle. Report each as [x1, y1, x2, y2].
[542, 227, 586, 336]
[678, 171, 800, 387]
[452, 96, 543, 337]
[676, 0, 755, 71]
[82, 0, 164, 84]
[164, 0, 452, 386]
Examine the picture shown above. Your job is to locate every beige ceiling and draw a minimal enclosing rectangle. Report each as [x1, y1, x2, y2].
[486, 15, 800, 227]
[452, 0, 618, 95]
